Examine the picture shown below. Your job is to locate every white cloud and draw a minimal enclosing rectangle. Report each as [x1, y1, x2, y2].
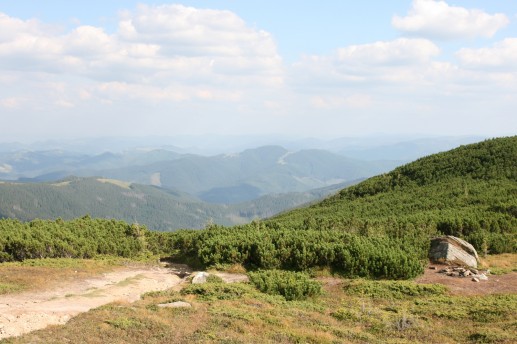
[336, 38, 439, 66]
[393, 0, 509, 39]
[456, 38, 517, 70]
[292, 38, 440, 87]
[0, 163, 13, 173]
[1, 4, 516, 140]
[310, 94, 372, 109]
[0, 97, 23, 109]
[0, 5, 283, 95]
[289, 35, 517, 137]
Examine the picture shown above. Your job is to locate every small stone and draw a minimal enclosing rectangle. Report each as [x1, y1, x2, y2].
[469, 268, 479, 275]
[429, 266, 437, 270]
[477, 273, 488, 281]
[158, 301, 191, 308]
[438, 269, 448, 273]
[462, 270, 471, 277]
[472, 277, 480, 282]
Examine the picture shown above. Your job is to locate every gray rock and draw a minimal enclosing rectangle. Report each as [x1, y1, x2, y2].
[472, 277, 480, 282]
[474, 273, 488, 281]
[192, 271, 210, 284]
[429, 236, 479, 268]
[469, 268, 479, 275]
[158, 301, 192, 308]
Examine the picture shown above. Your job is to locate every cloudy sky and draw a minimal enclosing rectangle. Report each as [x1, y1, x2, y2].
[1, 0, 517, 142]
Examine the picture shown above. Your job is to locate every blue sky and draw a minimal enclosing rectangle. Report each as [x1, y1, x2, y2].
[1, 1, 517, 142]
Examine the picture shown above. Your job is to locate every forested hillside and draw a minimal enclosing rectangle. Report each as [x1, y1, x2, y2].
[0, 177, 346, 230]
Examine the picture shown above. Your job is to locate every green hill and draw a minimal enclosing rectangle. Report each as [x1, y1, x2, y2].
[0, 177, 346, 230]
[271, 136, 517, 254]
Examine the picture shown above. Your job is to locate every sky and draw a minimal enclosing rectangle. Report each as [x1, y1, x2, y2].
[1, 0, 517, 142]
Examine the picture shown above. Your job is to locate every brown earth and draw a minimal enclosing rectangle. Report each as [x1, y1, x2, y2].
[415, 263, 517, 296]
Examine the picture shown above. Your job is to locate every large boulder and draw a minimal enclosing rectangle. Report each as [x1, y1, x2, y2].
[429, 236, 479, 268]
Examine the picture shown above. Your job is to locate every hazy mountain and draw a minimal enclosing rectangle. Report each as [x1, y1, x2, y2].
[0, 149, 182, 181]
[0, 136, 485, 205]
[93, 146, 395, 203]
[336, 136, 485, 161]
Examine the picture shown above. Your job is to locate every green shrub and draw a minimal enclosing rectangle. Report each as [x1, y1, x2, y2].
[206, 274, 224, 284]
[180, 283, 252, 301]
[248, 270, 321, 301]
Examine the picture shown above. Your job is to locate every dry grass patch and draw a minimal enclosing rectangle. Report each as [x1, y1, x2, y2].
[479, 253, 517, 275]
[0, 258, 142, 294]
[96, 178, 131, 189]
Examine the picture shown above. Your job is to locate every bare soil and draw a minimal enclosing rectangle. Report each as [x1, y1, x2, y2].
[0, 265, 182, 339]
[0, 261, 250, 340]
[415, 263, 517, 296]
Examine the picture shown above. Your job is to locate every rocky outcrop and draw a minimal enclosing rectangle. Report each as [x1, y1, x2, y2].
[437, 266, 489, 282]
[429, 236, 479, 268]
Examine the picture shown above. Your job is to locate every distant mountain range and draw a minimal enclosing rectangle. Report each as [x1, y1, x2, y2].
[0, 145, 397, 204]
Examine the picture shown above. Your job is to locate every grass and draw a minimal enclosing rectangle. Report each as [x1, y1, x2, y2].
[2, 255, 516, 343]
[0, 282, 22, 295]
[479, 253, 517, 275]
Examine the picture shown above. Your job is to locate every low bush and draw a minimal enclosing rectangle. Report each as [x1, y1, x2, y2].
[248, 270, 321, 301]
[180, 283, 252, 301]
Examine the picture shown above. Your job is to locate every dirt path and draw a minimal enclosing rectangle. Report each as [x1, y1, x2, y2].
[0, 265, 182, 339]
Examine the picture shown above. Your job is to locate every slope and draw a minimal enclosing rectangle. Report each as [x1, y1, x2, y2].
[271, 136, 517, 254]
